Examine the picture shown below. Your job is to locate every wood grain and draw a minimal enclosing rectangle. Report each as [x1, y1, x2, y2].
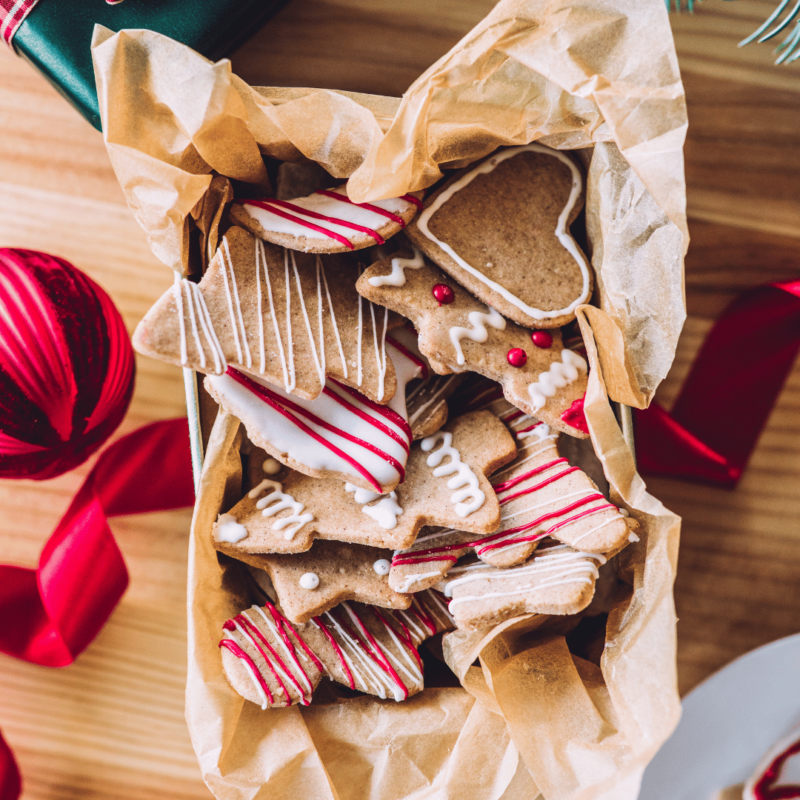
[0, 0, 798, 796]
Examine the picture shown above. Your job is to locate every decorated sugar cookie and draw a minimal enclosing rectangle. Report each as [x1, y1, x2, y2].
[228, 540, 410, 623]
[205, 324, 436, 493]
[134, 226, 401, 403]
[213, 410, 517, 557]
[404, 144, 592, 329]
[389, 391, 637, 594]
[357, 247, 589, 436]
[219, 591, 454, 707]
[434, 539, 613, 630]
[229, 185, 424, 254]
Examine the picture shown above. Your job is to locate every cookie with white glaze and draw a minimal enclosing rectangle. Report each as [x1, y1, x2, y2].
[219, 591, 454, 707]
[229, 185, 424, 254]
[213, 410, 516, 557]
[404, 144, 592, 329]
[389, 395, 638, 595]
[435, 539, 621, 631]
[357, 247, 589, 437]
[133, 225, 399, 403]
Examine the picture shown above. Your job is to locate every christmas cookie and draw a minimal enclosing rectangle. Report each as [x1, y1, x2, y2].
[389, 395, 637, 594]
[226, 539, 409, 623]
[204, 325, 433, 493]
[435, 540, 611, 630]
[219, 592, 454, 707]
[229, 186, 424, 254]
[357, 247, 589, 436]
[134, 226, 400, 403]
[404, 144, 592, 329]
[213, 410, 517, 555]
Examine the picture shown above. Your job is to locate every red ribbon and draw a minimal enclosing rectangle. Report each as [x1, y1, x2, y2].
[637, 280, 800, 486]
[0, 417, 195, 799]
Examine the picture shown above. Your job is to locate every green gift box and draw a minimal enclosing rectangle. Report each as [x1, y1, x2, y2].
[9, 0, 286, 130]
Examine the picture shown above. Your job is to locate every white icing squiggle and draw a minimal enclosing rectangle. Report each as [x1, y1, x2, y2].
[527, 350, 587, 412]
[421, 431, 485, 517]
[416, 143, 590, 321]
[368, 247, 425, 287]
[449, 306, 506, 366]
[249, 479, 314, 540]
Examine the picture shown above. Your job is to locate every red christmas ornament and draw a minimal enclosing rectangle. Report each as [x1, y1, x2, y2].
[0, 249, 135, 480]
[432, 284, 455, 305]
[507, 348, 527, 367]
[531, 330, 553, 349]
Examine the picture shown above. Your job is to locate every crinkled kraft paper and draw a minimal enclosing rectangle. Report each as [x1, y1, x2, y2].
[91, 0, 686, 797]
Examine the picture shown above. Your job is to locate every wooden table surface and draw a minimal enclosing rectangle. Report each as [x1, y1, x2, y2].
[0, 1, 798, 797]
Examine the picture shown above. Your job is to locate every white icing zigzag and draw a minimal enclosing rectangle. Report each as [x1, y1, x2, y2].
[249, 479, 314, 540]
[421, 431, 485, 518]
[449, 306, 506, 366]
[527, 350, 588, 412]
[344, 483, 404, 530]
[368, 247, 425, 288]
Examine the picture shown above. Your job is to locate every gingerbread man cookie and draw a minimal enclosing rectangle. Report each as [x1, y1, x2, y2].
[213, 410, 517, 555]
[389, 396, 637, 594]
[229, 186, 424, 254]
[219, 592, 454, 707]
[404, 144, 592, 329]
[357, 247, 589, 436]
[134, 226, 401, 403]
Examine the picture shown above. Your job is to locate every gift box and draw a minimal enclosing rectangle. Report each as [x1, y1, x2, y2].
[5, 0, 286, 130]
[88, 1, 689, 796]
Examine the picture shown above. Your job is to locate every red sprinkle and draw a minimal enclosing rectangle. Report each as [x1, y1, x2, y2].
[531, 330, 553, 349]
[507, 348, 527, 367]
[432, 284, 455, 305]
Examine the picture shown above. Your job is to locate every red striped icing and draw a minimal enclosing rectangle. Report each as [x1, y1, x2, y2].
[400, 194, 424, 210]
[227, 367, 406, 492]
[328, 377, 413, 443]
[315, 189, 407, 227]
[264, 601, 325, 674]
[234, 615, 294, 704]
[243, 199, 357, 250]
[312, 615, 356, 690]
[497, 465, 580, 505]
[492, 458, 569, 494]
[219, 638, 275, 705]
[373, 607, 423, 671]
[406, 597, 437, 636]
[386, 335, 429, 380]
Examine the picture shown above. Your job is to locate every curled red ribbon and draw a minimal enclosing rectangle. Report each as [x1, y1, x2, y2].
[0, 417, 195, 798]
[637, 280, 800, 486]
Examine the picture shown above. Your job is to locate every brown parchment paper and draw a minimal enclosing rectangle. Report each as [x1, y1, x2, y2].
[92, 1, 686, 797]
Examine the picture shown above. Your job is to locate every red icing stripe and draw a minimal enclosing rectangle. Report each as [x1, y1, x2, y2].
[323, 384, 410, 455]
[386, 335, 429, 380]
[242, 199, 356, 250]
[498, 466, 580, 505]
[502, 409, 525, 423]
[219, 639, 274, 705]
[315, 189, 407, 227]
[312, 616, 355, 690]
[400, 194, 423, 210]
[227, 367, 385, 492]
[339, 606, 408, 700]
[516, 421, 544, 435]
[405, 597, 437, 637]
[493, 458, 569, 494]
[329, 377, 413, 443]
[263, 601, 325, 674]
[235, 615, 293, 705]
[392, 550, 462, 567]
[373, 607, 423, 670]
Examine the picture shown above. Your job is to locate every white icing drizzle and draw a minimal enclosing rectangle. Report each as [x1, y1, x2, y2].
[299, 572, 319, 590]
[221, 237, 252, 369]
[527, 349, 588, 412]
[449, 307, 506, 366]
[230, 618, 288, 703]
[283, 249, 296, 391]
[345, 483, 404, 530]
[397, 572, 442, 593]
[322, 608, 387, 697]
[416, 143, 591, 321]
[443, 545, 606, 608]
[369, 301, 389, 401]
[407, 375, 457, 426]
[215, 512, 249, 543]
[249, 479, 314, 540]
[176, 280, 225, 374]
[368, 247, 425, 287]
[258, 239, 289, 386]
[356, 289, 364, 387]
[421, 431, 485, 517]
[373, 559, 391, 576]
[319, 255, 347, 379]
[174, 275, 187, 366]
[290, 250, 325, 385]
